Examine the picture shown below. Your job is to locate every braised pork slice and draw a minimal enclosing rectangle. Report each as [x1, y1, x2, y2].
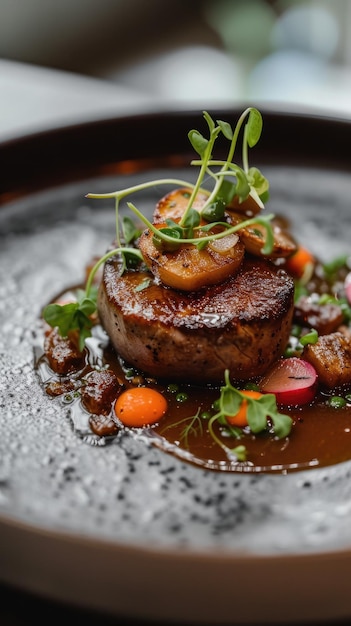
[97, 255, 294, 384]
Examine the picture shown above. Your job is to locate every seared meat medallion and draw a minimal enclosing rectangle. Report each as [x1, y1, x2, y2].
[97, 255, 295, 384]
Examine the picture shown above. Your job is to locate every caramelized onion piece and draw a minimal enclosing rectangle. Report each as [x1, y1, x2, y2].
[208, 233, 239, 255]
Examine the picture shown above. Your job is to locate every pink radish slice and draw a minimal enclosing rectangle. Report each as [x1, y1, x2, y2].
[345, 272, 351, 305]
[259, 357, 318, 406]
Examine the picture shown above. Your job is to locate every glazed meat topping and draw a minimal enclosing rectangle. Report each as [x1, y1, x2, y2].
[294, 295, 344, 335]
[303, 331, 351, 388]
[81, 369, 122, 416]
[44, 327, 86, 375]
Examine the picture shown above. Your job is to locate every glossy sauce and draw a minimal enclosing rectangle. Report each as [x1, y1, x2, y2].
[36, 312, 351, 475]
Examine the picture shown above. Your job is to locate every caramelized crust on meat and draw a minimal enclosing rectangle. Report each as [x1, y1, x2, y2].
[97, 255, 295, 383]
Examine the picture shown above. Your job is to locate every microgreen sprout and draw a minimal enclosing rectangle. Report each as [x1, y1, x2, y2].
[162, 408, 204, 449]
[43, 289, 97, 352]
[85, 107, 271, 256]
[162, 370, 292, 463]
[43, 108, 272, 348]
[207, 370, 292, 460]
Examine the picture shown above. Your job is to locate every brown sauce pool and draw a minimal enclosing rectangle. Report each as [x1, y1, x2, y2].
[36, 304, 351, 475]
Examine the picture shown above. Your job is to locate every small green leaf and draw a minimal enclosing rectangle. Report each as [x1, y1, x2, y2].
[257, 392, 278, 414]
[231, 445, 247, 461]
[217, 119, 233, 140]
[246, 400, 268, 433]
[220, 386, 243, 416]
[153, 228, 182, 251]
[43, 290, 98, 351]
[258, 393, 293, 439]
[259, 189, 270, 203]
[248, 167, 269, 197]
[201, 199, 226, 223]
[78, 297, 97, 317]
[122, 216, 141, 244]
[234, 168, 250, 201]
[246, 108, 263, 147]
[43, 302, 78, 337]
[270, 412, 293, 439]
[299, 329, 319, 346]
[216, 179, 237, 205]
[123, 249, 142, 269]
[183, 208, 201, 230]
[188, 129, 209, 158]
[135, 278, 151, 292]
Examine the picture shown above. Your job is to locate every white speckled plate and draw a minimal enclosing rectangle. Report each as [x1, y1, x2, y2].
[1, 109, 351, 624]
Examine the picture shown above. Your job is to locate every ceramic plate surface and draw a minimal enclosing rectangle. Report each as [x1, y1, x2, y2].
[1, 109, 351, 624]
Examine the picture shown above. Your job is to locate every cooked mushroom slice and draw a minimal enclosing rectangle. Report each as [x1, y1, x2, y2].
[153, 187, 209, 224]
[226, 190, 262, 216]
[226, 212, 297, 258]
[138, 225, 245, 291]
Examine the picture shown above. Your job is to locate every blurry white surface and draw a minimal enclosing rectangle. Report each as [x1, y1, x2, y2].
[2, 0, 351, 144]
[0, 60, 154, 141]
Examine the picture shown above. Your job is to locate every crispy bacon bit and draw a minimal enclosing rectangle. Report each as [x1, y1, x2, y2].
[294, 296, 344, 335]
[44, 327, 86, 375]
[303, 332, 351, 388]
[81, 369, 122, 415]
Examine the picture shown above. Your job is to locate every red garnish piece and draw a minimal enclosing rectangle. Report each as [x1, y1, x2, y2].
[345, 271, 351, 305]
[259, 357, 318, 406]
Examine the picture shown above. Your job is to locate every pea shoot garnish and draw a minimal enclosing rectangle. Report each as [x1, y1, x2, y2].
[43, 289, 97, 352]
[162, 370, 292, 463]
[43, 107, 272, 347]
[42, 108, 291, 463]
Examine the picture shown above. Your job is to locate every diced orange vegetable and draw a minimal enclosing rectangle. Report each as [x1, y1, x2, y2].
[285, 246, 315, 279]
[114, 387, 168, 427]
[226, 390, 263, 427]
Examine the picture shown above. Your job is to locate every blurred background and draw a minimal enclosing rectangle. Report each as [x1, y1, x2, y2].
[1, 0, 351, 138]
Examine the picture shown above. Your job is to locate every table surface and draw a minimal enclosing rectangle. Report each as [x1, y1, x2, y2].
[3, 581, 351, 626]
[2, 58, 351, 626]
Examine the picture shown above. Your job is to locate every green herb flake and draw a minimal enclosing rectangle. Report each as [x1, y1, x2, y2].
[135, 278, 151, 292]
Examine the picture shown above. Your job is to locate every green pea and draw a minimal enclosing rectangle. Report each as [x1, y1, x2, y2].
[176, 392, 188, 403]
[167, 383, 179, 393]
[200, 411, 212, 420]
[327, 396, 347, 409]
[244, 382, 260, 391]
